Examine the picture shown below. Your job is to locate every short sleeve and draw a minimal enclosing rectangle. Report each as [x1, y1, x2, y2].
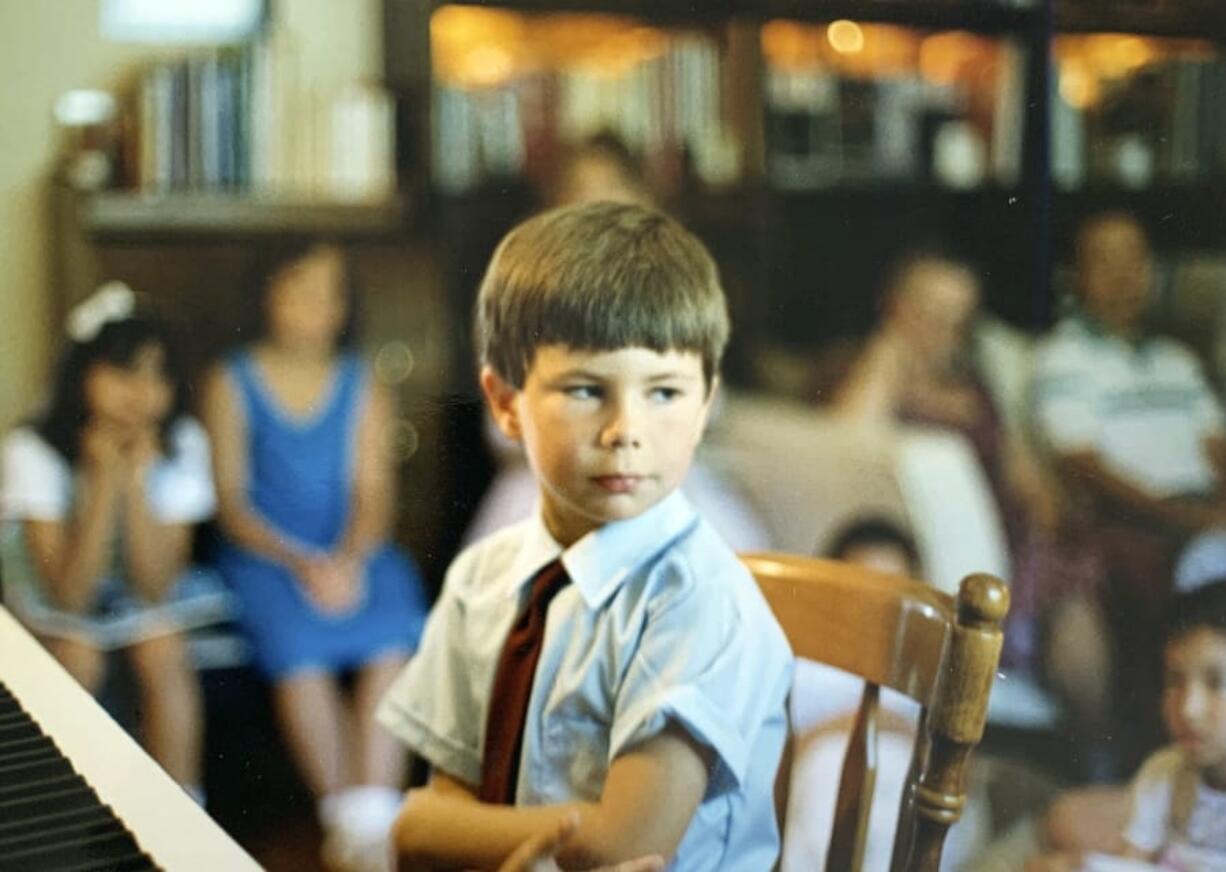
[1032, 337, 1100, 453]
[609, 564, 791, 798]
[148, 418, 216, 524]
[1123, 748, 1181, 854]
[1174, 346, 1226, 439]
[376, 562, 485, 786]
[1, 429, 71, 521]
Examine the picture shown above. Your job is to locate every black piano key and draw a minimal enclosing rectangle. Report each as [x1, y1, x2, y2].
[0, 813, 127, 856]
[58, 851, 160, 872]
[0, 805, 112, 846]
[0, 828, 146, 869]
[0, 719, 41, 745]
[0, 751, 75, 785]
[0, 739, 61, 772]
[0, 680, 164, 871]
[0, 776, 104, 823]
[0, 770, 94, 803]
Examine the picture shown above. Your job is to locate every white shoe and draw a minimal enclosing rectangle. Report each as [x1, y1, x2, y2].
[319, 787, 402, 872]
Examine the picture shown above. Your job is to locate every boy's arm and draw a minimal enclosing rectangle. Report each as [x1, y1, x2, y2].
[395, 724, 709, 871]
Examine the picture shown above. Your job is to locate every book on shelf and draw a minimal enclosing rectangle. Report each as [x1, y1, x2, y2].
[431, 29, 740, 195]
[119, 35, 395, 202]
[1059, 52, 1226, 188]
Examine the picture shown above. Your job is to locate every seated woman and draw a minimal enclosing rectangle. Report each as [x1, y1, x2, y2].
[832, 248, 1112, 777]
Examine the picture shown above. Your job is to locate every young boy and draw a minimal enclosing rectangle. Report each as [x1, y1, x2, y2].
[1116, 578, 1226, 867]
[377, 202, 793, 870]
[1024, 579, 1226, 871]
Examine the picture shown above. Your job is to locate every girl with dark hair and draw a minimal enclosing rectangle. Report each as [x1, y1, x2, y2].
[202, 241, 428, 870]
[0, 282, 228, 802]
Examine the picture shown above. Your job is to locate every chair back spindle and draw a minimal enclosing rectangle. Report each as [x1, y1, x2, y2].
[740, 553, 1008, 872]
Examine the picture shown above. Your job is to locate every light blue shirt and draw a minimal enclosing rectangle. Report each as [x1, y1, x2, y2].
[377, 489, 793, 871]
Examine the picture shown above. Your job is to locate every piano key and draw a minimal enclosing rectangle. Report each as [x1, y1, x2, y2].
[0, 607, 259, 871]
[0, 827, 150, 869]
[0, 805, 113, 847]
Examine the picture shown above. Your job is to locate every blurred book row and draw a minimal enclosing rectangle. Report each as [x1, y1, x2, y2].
[430, 14, 1027, 195]
[1053, 48, 1226, 189]
[91, 38, 396, 201]
[433, 32, 740, 195]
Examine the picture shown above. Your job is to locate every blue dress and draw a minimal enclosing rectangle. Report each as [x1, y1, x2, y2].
[216, 351, 427, 679]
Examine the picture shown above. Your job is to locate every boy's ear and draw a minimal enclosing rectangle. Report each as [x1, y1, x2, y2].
[697, 375, 720, 438]
[480, 365, 522, 441]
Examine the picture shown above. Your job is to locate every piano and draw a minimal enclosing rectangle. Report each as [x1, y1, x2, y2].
[0, 605, 260, 871]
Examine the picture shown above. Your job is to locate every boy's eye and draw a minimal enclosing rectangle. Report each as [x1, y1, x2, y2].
[649, 386, 683, 402]
[564, 384, 601, 400]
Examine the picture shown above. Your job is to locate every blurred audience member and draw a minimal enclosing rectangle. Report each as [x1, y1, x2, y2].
[203, 240, 430, 871]
[1033, 211, 1226, 771]
[783, 516, 988, 871]
[543, 130, 653, 208]
[1024, 579, 1226, 872]
[833, 249, 1110, 771]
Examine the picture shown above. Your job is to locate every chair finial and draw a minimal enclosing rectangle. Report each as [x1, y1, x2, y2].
[957, 574, 1009, 628]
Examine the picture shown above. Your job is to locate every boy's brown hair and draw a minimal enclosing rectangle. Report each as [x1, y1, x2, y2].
[475, 201, 730, 390]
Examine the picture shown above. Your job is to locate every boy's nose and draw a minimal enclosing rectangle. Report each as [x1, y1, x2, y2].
[600, 403, 642, 449]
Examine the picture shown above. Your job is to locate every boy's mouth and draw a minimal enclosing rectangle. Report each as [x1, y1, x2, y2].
[592, 475, 643, 493]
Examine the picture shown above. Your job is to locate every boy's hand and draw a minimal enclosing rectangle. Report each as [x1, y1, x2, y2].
[498, 812, 664, 872]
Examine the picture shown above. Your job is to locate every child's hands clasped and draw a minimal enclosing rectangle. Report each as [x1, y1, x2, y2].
[497, 812, 665, 872]
[298, 553, 365, 615]
[80, 422, 162, 488]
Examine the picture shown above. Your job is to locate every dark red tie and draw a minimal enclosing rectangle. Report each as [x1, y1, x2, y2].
[478, 559, 571, 804]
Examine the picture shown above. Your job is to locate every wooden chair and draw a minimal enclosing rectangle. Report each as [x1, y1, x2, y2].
[740, 552, 1009, 872]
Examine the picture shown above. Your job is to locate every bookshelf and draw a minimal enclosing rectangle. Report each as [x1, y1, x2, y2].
[1056, 2, 1226, 40]
[379, 0, 1057, 391]
[85, 192, 412, 240]
[382, 0, 1226, 364]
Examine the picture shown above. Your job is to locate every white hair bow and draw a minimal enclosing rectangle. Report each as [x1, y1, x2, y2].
[67, 281, 136, 343]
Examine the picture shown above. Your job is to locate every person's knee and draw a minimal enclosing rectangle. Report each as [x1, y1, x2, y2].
[46, 637, 105, 694]
[127, 632, 195, 693]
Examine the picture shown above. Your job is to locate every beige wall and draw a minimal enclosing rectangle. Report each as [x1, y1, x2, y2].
[0, 0, 381, 429]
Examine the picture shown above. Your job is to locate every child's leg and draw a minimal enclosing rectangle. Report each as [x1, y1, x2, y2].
[126, 631, 202, 787]
[1044, 595, 1116, 778]
[273, 670, 351, 796]
[352, 652, 409, 788]
[1046, 595, 1112, 718]
[43, 636, 105, 695]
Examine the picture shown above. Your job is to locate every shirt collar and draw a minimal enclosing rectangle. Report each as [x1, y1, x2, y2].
[504, 489, 700, 610]
[1071, 306, 1155, 354]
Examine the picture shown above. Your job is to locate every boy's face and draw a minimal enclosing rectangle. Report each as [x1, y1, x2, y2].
[482, 345, 714, 547]
[1076, 217, 1152, 335]
[1162, 627, 1226, 785]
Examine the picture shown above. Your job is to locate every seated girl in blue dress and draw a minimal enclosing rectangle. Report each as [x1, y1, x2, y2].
[201, 240, 429, 870]
[1, 283, 230, 803]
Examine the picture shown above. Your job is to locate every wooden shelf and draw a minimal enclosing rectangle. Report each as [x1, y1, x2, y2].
[430, 0, 738, 24]
[85, 192, 412, 241]
[434, 0, 1036, 32]
[751, 1, 1036, 34]
[1056, 1, 1226, 39]
[1052, 182, 1226, 247]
